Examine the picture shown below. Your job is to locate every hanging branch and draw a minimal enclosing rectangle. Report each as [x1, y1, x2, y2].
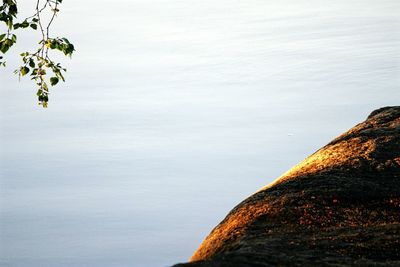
[0, 0, 75, 108]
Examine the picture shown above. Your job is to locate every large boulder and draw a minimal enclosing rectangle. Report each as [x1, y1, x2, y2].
[175, 106, 400, 267]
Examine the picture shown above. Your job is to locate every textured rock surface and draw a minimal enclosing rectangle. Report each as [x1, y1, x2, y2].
[174, 106, 400, 267]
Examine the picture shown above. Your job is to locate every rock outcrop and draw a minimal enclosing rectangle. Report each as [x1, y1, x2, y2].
[174, 106, 400, 267]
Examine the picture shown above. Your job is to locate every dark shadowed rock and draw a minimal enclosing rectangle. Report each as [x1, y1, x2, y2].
[174, 106, 400, 267]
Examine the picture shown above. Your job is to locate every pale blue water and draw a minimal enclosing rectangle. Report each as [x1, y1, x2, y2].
[0, 0, 399, 266]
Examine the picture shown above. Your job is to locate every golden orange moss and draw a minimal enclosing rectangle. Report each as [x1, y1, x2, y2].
[263, 137, 377, 190]
[190, 201, 271, 261]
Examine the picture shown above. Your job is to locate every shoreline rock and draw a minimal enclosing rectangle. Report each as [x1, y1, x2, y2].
[174, 106, 400, 267]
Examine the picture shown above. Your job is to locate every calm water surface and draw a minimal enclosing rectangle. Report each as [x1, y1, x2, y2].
[1, 0, 399, 266]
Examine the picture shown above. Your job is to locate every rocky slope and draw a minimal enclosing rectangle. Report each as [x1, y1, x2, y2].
[174, 106, 400, 267]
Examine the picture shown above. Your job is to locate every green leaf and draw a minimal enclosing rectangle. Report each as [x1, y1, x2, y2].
[20, 20, 29, 28]
[7, 19, 13, 29]
[20, 66, 29, 76]
[49, 40, 56, 49]
[50, 77, 59, 86]
[0, 42, 10, 53]
[58, 71, 65, 82]
[29, 59, 35, 68]
[0, 34, 5, 41]
[8, 3, 17, 16]
[30, 23, 37, 30]
[42, 82, 48, 91]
